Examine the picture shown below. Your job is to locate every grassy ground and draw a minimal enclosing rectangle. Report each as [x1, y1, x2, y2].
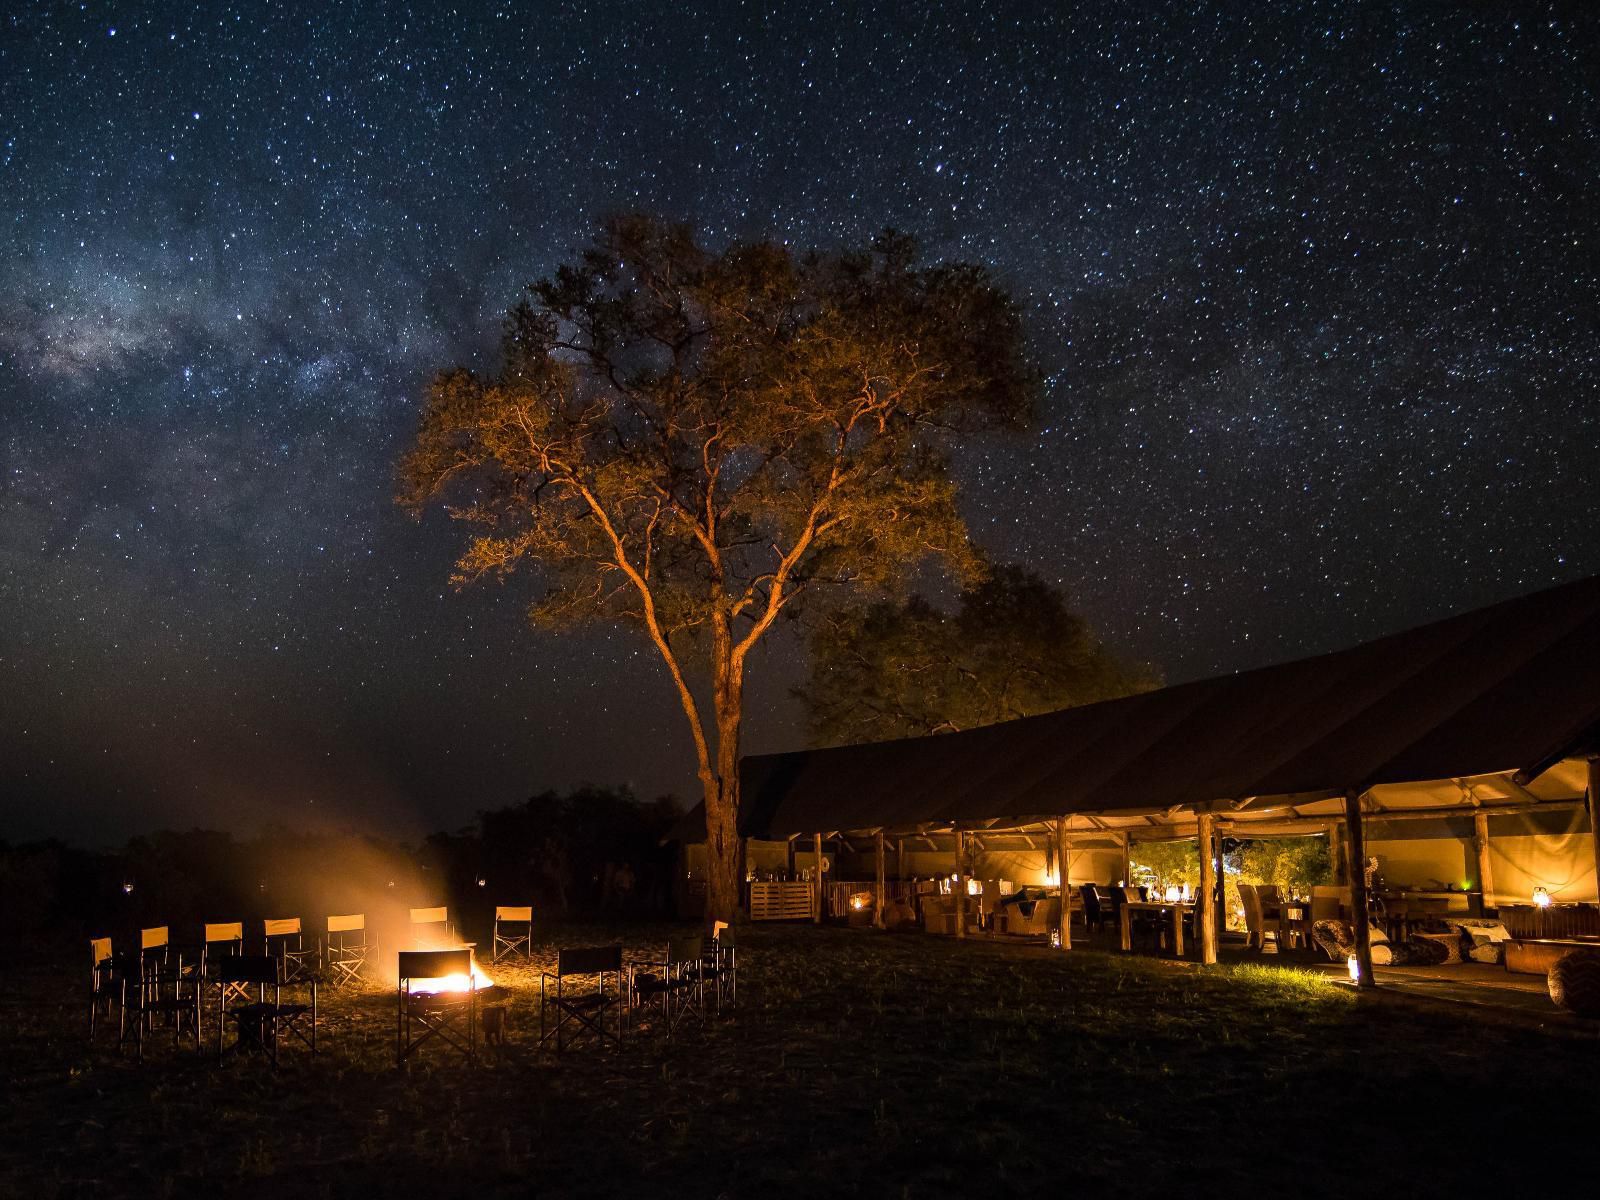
[2, 923, 1595, 1198]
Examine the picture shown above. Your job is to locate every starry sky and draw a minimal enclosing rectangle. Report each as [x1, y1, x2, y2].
[3, 2, 1598, 845]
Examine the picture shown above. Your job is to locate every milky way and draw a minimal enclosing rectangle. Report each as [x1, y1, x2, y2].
[3, 2, 1597, 841]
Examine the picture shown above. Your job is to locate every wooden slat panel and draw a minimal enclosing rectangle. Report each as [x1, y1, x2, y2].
[750, 882, 816, 921]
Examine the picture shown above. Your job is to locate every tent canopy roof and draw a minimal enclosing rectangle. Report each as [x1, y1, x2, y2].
[737, 575, 1600, 840]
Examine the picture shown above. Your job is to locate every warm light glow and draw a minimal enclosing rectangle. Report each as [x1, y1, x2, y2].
[1346, 955, 1361, 983]
[1180, 883, 1192, 903]
[966, 878, 982, 896]
[1164, 884, 1182, 903]
[407, 958, 494, 996]
[1050, 929, 1062, 949]
[1533, 887, 1552, 908]
[121, 880, 134, 895]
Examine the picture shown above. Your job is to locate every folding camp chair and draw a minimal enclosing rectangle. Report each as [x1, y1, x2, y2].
[88, 936, 117, 1040]
[214, 955, 317, 1067]
[628, 936, 705, 1037]
[323, 913, 373, 986]
[263, 917, 316, 982]
[121, 938, 203, 1062]
[203, 922, 250, 1004]
[397, 949, 478, 1066]
[540, 944, 624, 1052]
[139, 925, 170, 974]
[492, 906, 533, 963]
[409, 906, 452, 948]
[703, 922, 737, 1013]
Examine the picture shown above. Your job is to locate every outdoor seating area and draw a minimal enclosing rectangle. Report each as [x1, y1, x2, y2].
[84, 910, 742, 1066]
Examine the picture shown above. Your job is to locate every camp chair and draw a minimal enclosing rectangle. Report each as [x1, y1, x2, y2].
[540, 944, 624, 1052]
[205, 922, 250, 1004]
[88, 936, 117, 1040]
[121, 939, 203, 1061]
[409, 906, 452, 948]
[702, 922, 737, 1013]
[628, 935, 705, 1036]
[263, 917, 316, 982]
[492, 906, 533, 963]
[215, 955, 317, 1067]
[139, 925, 171, 974]
[323, 914, 373, 986]
[397, 949, 477, 1066]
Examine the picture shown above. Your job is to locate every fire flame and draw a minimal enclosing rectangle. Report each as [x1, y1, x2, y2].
[406, 952, 495, 995]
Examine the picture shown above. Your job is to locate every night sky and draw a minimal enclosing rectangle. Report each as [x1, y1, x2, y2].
[4, 3, 1598, 844]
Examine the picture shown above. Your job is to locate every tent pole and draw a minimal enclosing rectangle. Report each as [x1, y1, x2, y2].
[1055, 816, 1072, 950]
[1472, 810, 1494, 916]
[1119, 831, 1132, 885]
[1344, 790, 1376, 989]
[813, 833, 823, 925]
[954, 830, 968, 939]
[1197, 812, 1218, 965]
[874, 830, 886, 930]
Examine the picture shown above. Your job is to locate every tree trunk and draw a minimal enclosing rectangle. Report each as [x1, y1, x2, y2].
[703, 776, 742, 926]
[703, 625, 747, 926]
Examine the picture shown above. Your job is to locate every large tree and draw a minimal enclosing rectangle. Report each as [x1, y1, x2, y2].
[796, 563, 1157, 746]
[398, 216, 1032, 922]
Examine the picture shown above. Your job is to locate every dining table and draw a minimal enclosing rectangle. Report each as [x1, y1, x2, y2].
[1119, 900, 1195, 957]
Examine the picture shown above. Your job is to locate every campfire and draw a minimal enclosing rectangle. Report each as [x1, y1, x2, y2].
[405, 952, 495, 996]
[398, 945, 504, 1003]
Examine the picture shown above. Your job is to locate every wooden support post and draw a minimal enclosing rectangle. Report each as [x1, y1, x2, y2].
[1589, 759, 1600, 907]
[1054, 816, 1072, 950]
[1472, 810, 1494, 915]
[1344, 790, 1376, 989]
[874, 830, 887, 929]
[786, 835, 796, 880]
[954, 830, 967, 939]
[1119, 831, 1132, 885]
[1197, 811, 1218, 965]
[813, 833, 824, 924]
[896, 837, 905, 882]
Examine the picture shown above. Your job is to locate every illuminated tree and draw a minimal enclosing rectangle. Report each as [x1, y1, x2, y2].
[399, 216, 1032, 922]
[797, 563, 1156, 745]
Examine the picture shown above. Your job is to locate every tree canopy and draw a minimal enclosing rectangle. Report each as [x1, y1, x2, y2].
[796, 563, 1156, 746]
[398, 216, 1035, 921]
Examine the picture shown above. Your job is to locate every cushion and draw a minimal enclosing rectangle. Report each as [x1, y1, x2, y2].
[1548, 949, 1600, 1017]
[1411, 930, 1463, 965]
